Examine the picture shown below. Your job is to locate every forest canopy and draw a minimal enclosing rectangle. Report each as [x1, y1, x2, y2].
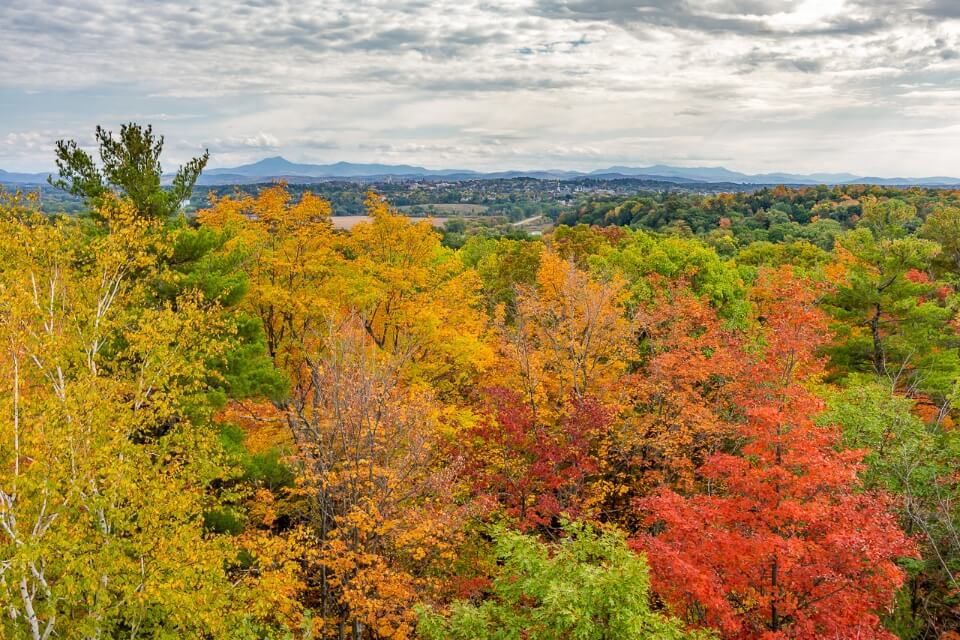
[1, 125, 959, 640]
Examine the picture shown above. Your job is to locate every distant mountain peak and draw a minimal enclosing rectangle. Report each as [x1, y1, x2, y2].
[243, 156, 296, 167]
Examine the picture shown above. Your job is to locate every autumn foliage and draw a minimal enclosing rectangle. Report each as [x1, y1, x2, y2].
[633, 269, 916, 639]
[619, 281, 745, 494]
[462, 388, 608, 531]
[6, 169, 952, 640]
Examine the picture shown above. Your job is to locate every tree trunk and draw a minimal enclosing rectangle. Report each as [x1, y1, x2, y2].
[770, 557, 779, 632]
[870, 303, 884, 375]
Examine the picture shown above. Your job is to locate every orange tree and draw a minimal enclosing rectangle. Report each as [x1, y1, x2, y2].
[633, 268, 915, 639]
[594, 282, 745, 524]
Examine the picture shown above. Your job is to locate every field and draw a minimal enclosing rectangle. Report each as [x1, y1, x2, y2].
[398, 203, 489, 215]
[331, 215, 448, 230]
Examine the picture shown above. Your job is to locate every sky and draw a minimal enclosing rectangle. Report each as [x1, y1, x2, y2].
[1, 0, 959, 176]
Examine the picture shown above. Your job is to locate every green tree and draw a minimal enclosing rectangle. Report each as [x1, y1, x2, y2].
[920, 206, 960, 278]
[50, 123, 208, 220]
[824, 200, 958, 398]
[417, 523, 706, 640]
[821, 377, 960, 639]
[593, 229, 749, 321]
[461, 236, 544, 314]
[859, 196, 917, 239]
[736, 239, 830, 270]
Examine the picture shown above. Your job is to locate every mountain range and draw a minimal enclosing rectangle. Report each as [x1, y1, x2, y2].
[0, 169, 56, 184]
[4, 157, 960, 187]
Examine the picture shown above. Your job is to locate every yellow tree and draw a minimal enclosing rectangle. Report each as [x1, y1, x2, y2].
[456, 251, 635, 532]
[0, 194, 289, 639]
[197, 182, 340, 370]
[495, 250, 634, 418]
[199, 187, 484, 639]
[346, 192, 492, 394]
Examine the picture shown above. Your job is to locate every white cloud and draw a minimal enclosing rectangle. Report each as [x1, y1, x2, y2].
[0, 0, 957, 175]
[209, 133, 281, 151]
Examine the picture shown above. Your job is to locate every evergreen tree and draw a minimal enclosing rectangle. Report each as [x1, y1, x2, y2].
[50, 122, 208, 220]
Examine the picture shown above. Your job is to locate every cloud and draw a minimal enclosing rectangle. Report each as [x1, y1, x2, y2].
[208, 133, 281, 152]
[532, 0, 893, 37]
[920, 0, 960, 19]
[0, 0, 958, 176]
[535, 0, 787, 35]
[736, 48, 826, 74]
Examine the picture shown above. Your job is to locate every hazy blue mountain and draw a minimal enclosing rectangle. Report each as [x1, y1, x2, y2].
[205, 156, 479, 178]
[586, 172, 699, 183]
[845, 176, 960, 186]
[804, 172, 861, 182]
[0, 169, 49, 184]
[201, 159, 795, 183]
[5, 157, 960, 187]
[192, 172, 341, 186]
[197, 159, 960, 186]
[446, 169, 582, 180]
[591, 165, 755, 182]
[591, 166, 846, 185]
[586, 165, 960, 186]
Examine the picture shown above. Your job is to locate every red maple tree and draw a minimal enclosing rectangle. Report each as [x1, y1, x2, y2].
[463, 387, 608, 531]
[633, 268, 915, 639]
